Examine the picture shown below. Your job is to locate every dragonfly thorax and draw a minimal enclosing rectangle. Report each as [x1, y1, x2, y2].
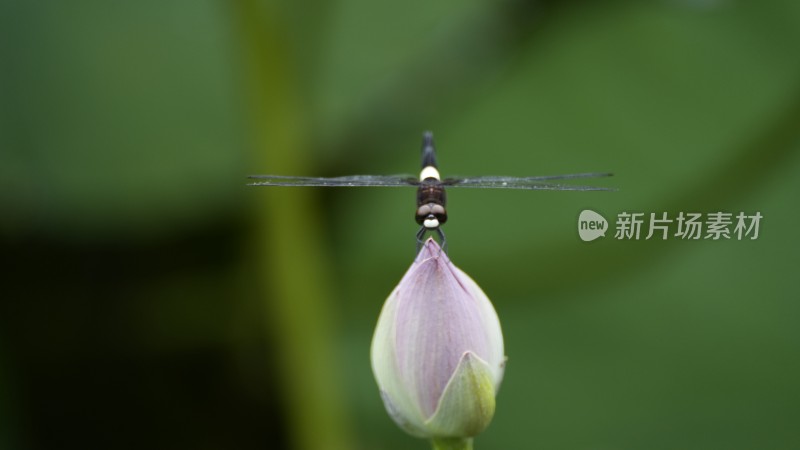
[416, 177, 447, 230]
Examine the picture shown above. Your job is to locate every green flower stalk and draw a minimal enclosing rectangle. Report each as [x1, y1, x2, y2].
[371, 238, 506, 448]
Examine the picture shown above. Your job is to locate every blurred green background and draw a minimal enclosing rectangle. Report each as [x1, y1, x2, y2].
[2, 0, 799, 449]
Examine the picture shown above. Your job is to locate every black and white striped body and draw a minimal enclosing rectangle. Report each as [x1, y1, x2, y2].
[414, 132, 448, 249]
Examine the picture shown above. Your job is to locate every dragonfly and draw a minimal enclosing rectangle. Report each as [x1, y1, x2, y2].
[249, 131, 613, 252]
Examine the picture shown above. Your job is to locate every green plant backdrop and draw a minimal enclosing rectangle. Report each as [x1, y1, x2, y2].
[1, 1, 799, 449]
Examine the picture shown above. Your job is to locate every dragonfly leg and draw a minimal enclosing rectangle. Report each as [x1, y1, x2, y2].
[436, 227, 448, 254]
[416, 226, 447, 254]
[416, 226, 427, 253]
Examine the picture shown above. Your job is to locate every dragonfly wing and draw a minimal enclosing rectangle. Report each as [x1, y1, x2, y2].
[443, 174, 614, 191]
[247, 174, 418, 187]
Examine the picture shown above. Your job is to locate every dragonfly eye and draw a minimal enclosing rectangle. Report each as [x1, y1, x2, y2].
[431, 204, 447, 225]
[415, 205, 431, 225]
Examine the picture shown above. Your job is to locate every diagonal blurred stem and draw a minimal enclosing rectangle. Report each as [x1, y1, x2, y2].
[231, 1, 352, 449]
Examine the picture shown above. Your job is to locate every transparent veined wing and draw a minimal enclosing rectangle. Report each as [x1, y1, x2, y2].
[247, 174, 419, 187]
[442, 172, 614, 191]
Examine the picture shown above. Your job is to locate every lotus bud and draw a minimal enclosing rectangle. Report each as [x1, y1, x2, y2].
[371, 238, 506, 443]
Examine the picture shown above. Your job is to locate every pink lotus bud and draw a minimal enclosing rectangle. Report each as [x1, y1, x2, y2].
[371, 238, 506, 439]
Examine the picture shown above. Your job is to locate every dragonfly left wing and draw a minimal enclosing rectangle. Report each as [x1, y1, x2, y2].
[247, 174, 419, 187]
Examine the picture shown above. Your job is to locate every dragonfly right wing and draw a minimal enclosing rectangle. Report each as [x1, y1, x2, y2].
[443, 172, 614, 191]
[247, 174, 419, 187]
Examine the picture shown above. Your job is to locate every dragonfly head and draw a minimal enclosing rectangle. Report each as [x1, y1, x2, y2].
[416, 203, 447, 229]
